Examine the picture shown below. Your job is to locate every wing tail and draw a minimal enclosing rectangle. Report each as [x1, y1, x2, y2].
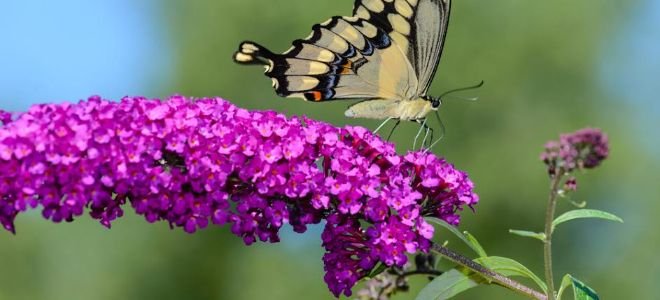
[233, 41, 276, 66]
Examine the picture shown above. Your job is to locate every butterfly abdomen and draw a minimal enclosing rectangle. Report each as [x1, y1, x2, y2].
[345, 98, 433, 121]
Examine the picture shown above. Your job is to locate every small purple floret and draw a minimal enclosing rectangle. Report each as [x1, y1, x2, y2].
[0, 95, 478, 297]
[540, 127, 609, 175]
[0, 110, 11, 126]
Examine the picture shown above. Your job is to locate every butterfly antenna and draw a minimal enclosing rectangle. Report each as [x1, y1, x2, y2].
[425, 111, 446, 152]
[444, 95, 480, 102]
[438, 80, 485, 99]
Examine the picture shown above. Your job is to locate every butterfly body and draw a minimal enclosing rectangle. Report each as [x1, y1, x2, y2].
[234, 0, 451, 121]
[344, 98, 436, 121]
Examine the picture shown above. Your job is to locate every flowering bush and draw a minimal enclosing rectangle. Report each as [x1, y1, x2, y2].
[0, 95, 478, 297]
[1, 95, 620, 299]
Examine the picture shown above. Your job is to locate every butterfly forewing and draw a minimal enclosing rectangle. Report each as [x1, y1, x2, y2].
[412, 0, 451, 94]
[353, 0, 451, 95]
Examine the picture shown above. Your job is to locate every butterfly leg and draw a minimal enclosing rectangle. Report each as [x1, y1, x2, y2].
[413, 118, 427, 149]
[373, 117, 394, 134]
[424, 112, 447, 152]
[420, 121, 435, 150]
[386, 119, 402, 141]
[422, 125, 434, 149]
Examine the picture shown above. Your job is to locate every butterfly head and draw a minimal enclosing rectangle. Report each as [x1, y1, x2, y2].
[423, 96, 442, 110]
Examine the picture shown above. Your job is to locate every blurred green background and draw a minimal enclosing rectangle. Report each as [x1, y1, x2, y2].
[1, 0, 658, 299]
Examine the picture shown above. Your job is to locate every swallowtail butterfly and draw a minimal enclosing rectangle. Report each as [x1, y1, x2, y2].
[234, 0, 453, 122]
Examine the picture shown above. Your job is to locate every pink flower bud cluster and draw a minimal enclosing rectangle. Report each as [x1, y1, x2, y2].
[540, 127, 609, 176]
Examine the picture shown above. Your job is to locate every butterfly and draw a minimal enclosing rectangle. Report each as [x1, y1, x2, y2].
[234, 0, 470, 145]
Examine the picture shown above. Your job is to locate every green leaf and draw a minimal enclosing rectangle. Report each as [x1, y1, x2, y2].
[570, 276, 600, 300]
[552, 209, 623, 232]
[557, 274, 599, 300]
[415, 256, 547, 300]
[475, 256, 547, 293]
[367, 262, 387, 278]
[508, 229, 546, 241]
[557, 274, 573, 299]
[426, 217, 484, 257]
[463, 231, 488, 258]
[415, 268, 485, 300]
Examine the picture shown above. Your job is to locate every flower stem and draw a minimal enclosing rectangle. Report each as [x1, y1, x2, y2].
[543, 173, 563, 300]
[431, 243, 547, 300]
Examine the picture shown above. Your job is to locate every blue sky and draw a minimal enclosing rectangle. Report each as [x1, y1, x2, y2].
[0, 0, 172, 111]
[600, 0, 660, 148]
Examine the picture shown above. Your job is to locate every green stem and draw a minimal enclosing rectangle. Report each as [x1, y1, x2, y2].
[543, 173, 563, 300]
[431, 243, 547, 300]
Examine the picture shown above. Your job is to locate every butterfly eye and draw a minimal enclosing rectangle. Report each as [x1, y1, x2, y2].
[431, 98, 441, 109]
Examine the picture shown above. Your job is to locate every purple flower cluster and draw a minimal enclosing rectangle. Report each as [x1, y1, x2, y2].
[0, 95, 478, 297]
[0, 109, 11, 126]
[540, 127, 609, 176]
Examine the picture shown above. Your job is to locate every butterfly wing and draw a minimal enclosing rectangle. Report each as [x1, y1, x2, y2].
[234, 15, 419, 102]
[352, 0, 451, 96]
[413, 0, 451, 95]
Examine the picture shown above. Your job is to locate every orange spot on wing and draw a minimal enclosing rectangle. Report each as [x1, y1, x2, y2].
[310, 91, 322, 101]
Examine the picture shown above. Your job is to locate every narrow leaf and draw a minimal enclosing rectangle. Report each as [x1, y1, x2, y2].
[367, 262, 387, 278]
[557, 274, 599, 300]
[415, 268, 483, 300]
[426, 217, 484, 257]
[475, 256, 547, 293]
[570, 276, 600, 300]
[557, 274, 573, 300]
[509, 229, 546, 241]
[463, 231, 488, 257]
[552, 209, 623, 232]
